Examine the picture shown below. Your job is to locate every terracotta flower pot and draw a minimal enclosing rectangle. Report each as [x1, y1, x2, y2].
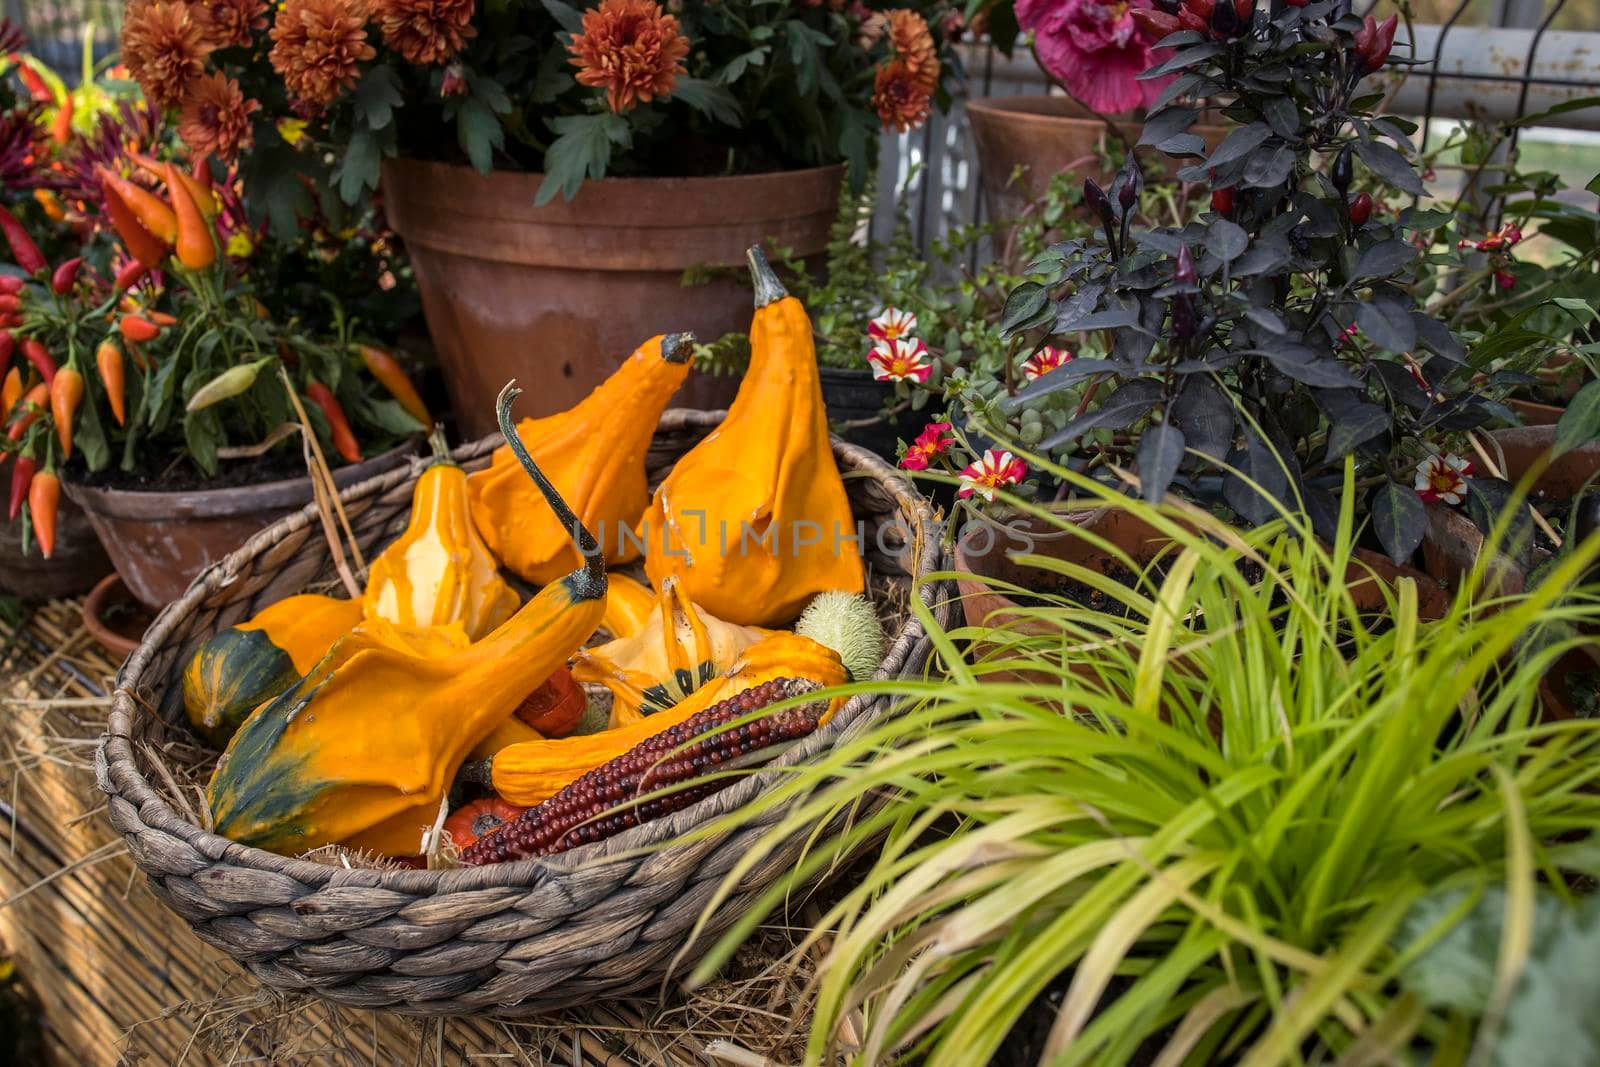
[1420, 425, 1600, 596]
[965, 96, 1228, 226]
[382, 159, 845, 437]
[64, 443, 417, 609]
[0, 491, 113, 600]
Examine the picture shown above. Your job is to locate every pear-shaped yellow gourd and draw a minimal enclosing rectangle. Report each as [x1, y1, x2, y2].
[642, 248, 865, 625]
[469, 333, 694, 586]
[207, 384, 608, 857]
[363, 428, 520, 640]
[572, 575, 768, 727]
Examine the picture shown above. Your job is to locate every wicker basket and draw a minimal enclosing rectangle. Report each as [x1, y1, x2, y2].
[96, 410, 951, 1016]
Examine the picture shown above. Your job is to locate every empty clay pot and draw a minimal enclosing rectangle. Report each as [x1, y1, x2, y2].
[381, 159, 845, 437]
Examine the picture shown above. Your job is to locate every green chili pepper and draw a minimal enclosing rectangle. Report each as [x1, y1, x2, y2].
[186, 358, 273, 413]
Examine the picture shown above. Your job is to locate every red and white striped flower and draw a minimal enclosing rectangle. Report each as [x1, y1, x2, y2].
[1414, 453, 1472, 505]
[1021, 345, 1073, 382]
[868, 306, 918, 343]
[868, 336, 932, 383]
[958, 448, 1027, 501]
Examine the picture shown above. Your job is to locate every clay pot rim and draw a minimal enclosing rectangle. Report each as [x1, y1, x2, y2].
[61, 440, 418, 521]
[82, 573, 144, 658]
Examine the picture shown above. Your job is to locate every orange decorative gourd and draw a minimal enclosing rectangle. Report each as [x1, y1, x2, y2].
[571, 575, 768, 727]
[363, 428, 520, 640]
[641, 248, 864, 625]
[600, 572, 657, 639]
[482, 632, 846, 806]
[468, 333, 693, 585]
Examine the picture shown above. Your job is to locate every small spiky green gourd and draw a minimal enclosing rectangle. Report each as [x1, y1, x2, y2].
[796, 591, 884, 681]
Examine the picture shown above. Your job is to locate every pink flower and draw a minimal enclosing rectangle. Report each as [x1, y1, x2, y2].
[1015, 0, 1173, 115]
[868, 337, 933, 383]
[958, 449, 1028, 501]
[868, 306, 918, 343]
[1022, 345, 1073, 381]
[1414, 453, 1472, 505]
[901, 421, 954, 471]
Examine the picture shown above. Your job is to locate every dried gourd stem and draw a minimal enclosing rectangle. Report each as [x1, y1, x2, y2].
[1466, 430, 1562, 550]
[278, 366, 365, 596]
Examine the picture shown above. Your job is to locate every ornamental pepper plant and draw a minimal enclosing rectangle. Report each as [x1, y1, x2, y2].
[985, 1, 1549, 565]
[120, 0, 961, 234]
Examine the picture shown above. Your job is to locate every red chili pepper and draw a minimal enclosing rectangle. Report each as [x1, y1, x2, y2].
[120, 314, 161, 343]
[114, 259, 148, 292]
[9, 453, 35, 520]
[16, 64, 49, 103]
[20, 339, 55, 387]
[0, 276, 22, 296]
[1129, 8, 1180, 37]
[1211, 187, 1235, 216]
[1354, 13, 1399, 71]
[0, 330, 12, 372]
[0, 205, 47, 275]
[28, 467, 58, 558]
[1348, 192, 1374, 226]
[0, 295, 18, 314]
[305, 380, 362, 463]
[51, 256, 83, 295]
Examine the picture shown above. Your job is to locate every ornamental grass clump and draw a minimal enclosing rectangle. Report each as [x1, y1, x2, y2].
[684, 460, 1600, 1065]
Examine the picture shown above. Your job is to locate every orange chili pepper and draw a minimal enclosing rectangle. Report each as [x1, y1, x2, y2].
[32, 188, 65, 222]
[49, 366, 84, 459]
[28, 467, 58, 558]
[1, 367, 21, 414]
[50, 95, 72, 145]
[147, 310, 178, 327]
[97, 167, 176, 244]
[166, 163, 215, 269]
[305, 380, 361, 463]
[119, 314, 161, 343]
[356, 344, 430, 425]
[8, 382, 48, 440]
[159, 163, 219, 221]
[96, 339, 126, 426]
[98, 170, 168, 269]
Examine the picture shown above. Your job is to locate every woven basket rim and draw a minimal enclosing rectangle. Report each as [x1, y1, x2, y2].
[99, 408, 947, 898]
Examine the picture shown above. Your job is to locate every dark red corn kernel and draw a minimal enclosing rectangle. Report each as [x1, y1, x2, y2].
[463, 678, 827, 865]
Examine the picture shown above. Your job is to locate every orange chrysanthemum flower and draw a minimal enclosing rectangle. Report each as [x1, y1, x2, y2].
[873, 57, 933, 132]
[374, 0, 476, 65]
[121, 0, 213, 110]
[192, 0, 269, 48]
[269, 0, 377, 108]
[886, 9, 938, 90]
[567, 0, 689, 114]
[178, 72, 260, 162]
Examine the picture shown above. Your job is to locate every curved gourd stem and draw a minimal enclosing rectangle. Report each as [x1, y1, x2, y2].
[661, 332, 696, 364]
[426, 424, 455, 467]
[495, 381, 606, 600]
[746, 246, 787, 309]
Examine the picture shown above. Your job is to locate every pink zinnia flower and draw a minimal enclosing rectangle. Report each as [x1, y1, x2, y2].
[958, 449, 1027, 501]
[868, 306, 918, 343]
[1015, 0, 1173, 115]
[900, 421, 953, 471]
[868, 337, 933, 383]
[1022, 345, 1073, 381]
[1414, 453, 1472, 505]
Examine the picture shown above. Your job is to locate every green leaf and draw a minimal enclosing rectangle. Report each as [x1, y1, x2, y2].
[998, 282, 1050, 337]
[335, 127, 382, 204]
[719, 47, 769, 85]
[529, 47, 570, 105]
[540, 0, 584, 33]
[534, 112, 631, 206]
[456, 97, 504, 174]
[467, 69, 512, 115]
[1587, 172, 1600, 197]
[350, 65, 403, 130]
[360, 397, 426, 436]
[183, 409, 222, 477]
[1510, 95, 1600, 128]
[1553, 379, 1600, 456]
[671, 77, 742, 127]
[75, 375, 110, 473]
